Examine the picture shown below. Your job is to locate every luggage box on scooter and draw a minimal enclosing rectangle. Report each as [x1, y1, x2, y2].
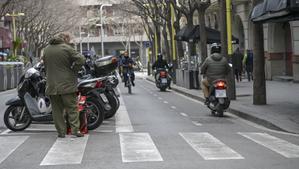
[94, 55, 118, 77]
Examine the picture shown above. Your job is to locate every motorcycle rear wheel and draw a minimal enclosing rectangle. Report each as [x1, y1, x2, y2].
[4, 105, 32, 131]
[86, 97, 104, 130]
[104, 91, 119, 119]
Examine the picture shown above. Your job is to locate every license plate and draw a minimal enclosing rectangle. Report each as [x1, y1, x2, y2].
[161, 78, 167, 84]
[215, 90, 227, 98]
[100, 93, 108, 102]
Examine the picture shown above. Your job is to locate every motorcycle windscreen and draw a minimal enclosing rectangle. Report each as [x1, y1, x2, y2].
[24, 92, 41, 116]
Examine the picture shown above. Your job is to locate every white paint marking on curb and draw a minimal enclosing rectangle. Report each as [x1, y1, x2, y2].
[40, 135, 89, 166]
[180, 132, 244, 160]
[0, 136, 29, 164]
[180, 113, 188, 117]
[120, 133, 163, 163]
[163, 101, 168, 104]
[115, 90, 134, 133]
[171, 106, 177, 109]
[239, 132, 299, 158]
[192, 121, 202, 126]
[0, 129, 11, 135]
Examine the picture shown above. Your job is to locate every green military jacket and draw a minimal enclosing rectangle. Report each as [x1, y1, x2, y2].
[201, 53, 230, 83]
[43, 37, 85, 95]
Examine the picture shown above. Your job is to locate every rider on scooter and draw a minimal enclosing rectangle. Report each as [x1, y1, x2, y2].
[200, 43, 230, 105]
[121, 51, 135, 87]
[152, 53, 172, 89]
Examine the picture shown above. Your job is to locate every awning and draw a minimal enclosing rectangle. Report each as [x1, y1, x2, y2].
[251, 0, 299, 23]
[175, 25, 239, 44]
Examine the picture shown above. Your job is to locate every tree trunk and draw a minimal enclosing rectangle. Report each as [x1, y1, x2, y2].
[219, 0, 227, 58]
[252, 0, 266, 105]
[198, 10, 208, 63]
[162, 26, 171, 63]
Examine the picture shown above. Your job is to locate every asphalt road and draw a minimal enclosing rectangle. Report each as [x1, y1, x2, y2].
[0, 76, 299, 169]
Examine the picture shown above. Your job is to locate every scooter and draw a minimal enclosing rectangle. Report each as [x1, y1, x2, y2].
[154, 68, 171, 92]
[206, 79, 230, 117]
[3, 64, 104, 131]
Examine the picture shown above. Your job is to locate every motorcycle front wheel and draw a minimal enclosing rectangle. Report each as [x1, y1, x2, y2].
[4, 105, 32, 131]
[86, 97, 104, 130]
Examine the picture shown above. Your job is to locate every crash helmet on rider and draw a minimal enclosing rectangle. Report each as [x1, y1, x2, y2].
[211, 43, 221, 54]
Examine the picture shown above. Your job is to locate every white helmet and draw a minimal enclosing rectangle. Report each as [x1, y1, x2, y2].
[37, 97, 52, 113]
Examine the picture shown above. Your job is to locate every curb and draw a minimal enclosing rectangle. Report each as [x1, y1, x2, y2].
[145, 77, 292, 134]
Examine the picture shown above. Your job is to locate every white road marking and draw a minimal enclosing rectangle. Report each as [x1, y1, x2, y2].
[95, 130, 114, 133]
[0, 136, 29, 164]
[239, 132, 299, 158]
[115, 92, 134, 133]
[180, 113, 188, 117]
[0, 129, 11, 135]
[40, 135, 89, 166]
[158, 97, 162, 100]
[120, 133, 163, 163]
[171, 106, 177, 109]
[192, 121, 202, 126]
[163, 101, 168, 104]
[180, 132, 244, 160]
[154, 94, 158, 97]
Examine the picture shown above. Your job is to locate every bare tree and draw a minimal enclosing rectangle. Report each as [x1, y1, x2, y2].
[0, 0, 18, 17]
[196, 0, 211, 62]
[14, 0, 82, 57]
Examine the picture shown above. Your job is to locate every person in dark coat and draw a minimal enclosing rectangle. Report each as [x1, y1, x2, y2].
[243, 49, 253, 81]
[232, 48, 243, 82]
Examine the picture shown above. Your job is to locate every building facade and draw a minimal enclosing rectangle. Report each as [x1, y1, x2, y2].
[205, 0, 299, 82]
[73, 0, 149, 67]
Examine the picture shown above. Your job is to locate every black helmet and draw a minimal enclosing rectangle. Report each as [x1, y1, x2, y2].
[211, 43, 221, 54]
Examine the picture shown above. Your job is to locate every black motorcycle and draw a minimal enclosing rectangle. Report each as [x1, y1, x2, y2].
[206, 79, 230, 117]
[4, 63, 104, 131]
[154, 68, 171, 91]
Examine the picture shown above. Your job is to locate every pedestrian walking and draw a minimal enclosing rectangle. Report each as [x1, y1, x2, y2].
[232, 48, 243, 82]
[43, 32, 86, 138]
[243, 49, 253, 81]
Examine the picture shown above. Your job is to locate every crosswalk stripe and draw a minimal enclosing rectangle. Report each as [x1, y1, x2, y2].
[0, 136, 29, 164]
[115, 95, 134, 133]
[239, 132, 299, 158]
[180, 132, 244, 160]
[40, 135, 89, 166]
[119, 133, 163, 163]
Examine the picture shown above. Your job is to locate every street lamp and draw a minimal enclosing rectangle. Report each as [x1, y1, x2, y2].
[99, 4, 112, 57]
[5, 11, 25, 57]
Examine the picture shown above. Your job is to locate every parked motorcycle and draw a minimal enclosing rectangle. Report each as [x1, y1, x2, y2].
[3, 63, 104, 131]
[154, 68, 171, 91]
[206, 79, 230, 117]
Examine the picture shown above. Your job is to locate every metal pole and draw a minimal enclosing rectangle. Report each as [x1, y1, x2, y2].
[100, 5, 104, 58]
[12, 11, 17, 57]
[226, 0, 233, 55]
[171, 4, 176, 61]
[79, 25, 82, 54]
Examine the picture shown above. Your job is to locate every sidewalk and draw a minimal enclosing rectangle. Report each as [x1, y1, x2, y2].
[146, 76, 299, 134]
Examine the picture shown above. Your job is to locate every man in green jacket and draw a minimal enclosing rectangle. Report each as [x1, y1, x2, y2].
[43, 32, 86, 138]
[200, 43, 230, 104]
